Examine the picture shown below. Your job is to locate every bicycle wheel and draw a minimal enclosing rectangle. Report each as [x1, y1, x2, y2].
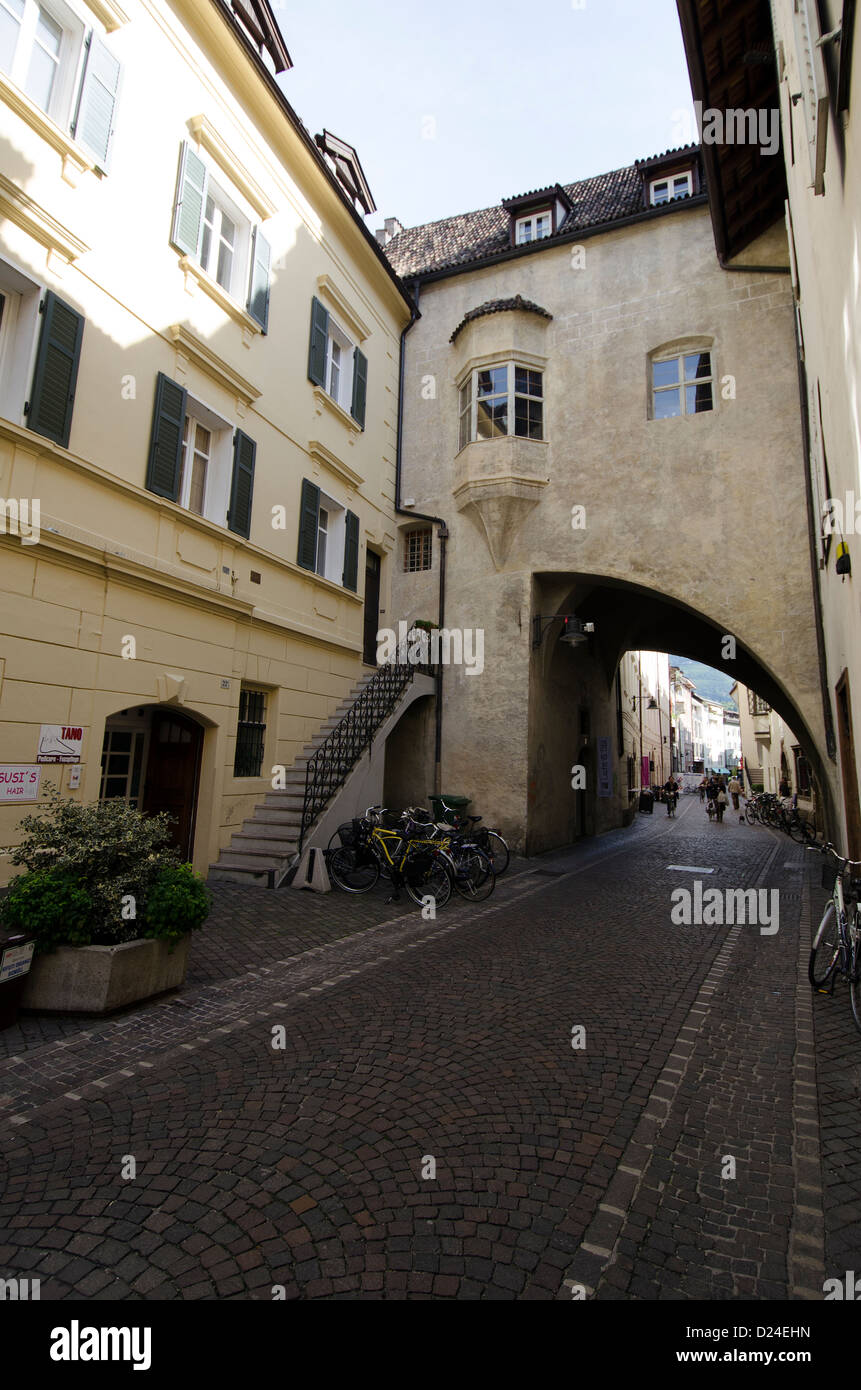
[328, 846, 380, 894]
[483, 830, 510, 875]
[788, 815, 808, 844]
[402, 852, 452, 910]
[809, 901, 840, 989]
[850, 930, 861, 1034]
[450, 847, 496, 902]
[744, 802, 757, 825]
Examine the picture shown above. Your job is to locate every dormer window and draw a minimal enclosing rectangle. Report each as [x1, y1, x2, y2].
[650, 171, 693, 206]
[502, 183, 572, 249]
[515, 211, 552, 245]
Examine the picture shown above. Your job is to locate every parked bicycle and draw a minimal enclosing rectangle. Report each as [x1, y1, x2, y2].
[327, 806, 495, 907]
[744, 792, 818, 843]
[808, 842, 861, 1032]
[412, 801, 510, 876]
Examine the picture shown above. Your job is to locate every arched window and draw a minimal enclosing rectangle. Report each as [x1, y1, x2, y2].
[648, 338, 715, 420]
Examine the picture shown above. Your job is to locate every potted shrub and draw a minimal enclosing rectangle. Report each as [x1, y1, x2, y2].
[0, 788, 210, 1014]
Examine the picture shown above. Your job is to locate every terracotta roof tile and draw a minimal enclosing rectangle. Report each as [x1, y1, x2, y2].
[385, 152, 703, 279]
[449, 295, 552, 342]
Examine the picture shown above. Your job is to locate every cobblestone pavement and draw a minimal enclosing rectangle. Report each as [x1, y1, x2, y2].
[0, 797, 842, 1300]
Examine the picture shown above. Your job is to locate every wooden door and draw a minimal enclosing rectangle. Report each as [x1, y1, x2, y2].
[142, 710, 203, 860]
[363, 550, 381, 666]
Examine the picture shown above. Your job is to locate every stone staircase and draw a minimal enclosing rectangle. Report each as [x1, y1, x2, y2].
[208, 671, 380, 889]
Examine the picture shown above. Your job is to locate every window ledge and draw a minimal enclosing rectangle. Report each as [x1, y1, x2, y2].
[187, 114, 276, 221]
[178, 256, 263, 338]
[456, 435, 547, 457]
[309, 439, 364, 491]
[312, 386, 360, 440]
[85, 0, 130, 29]
[0, 71, 97, 186]
[0, 171, 90, 262]
[168, 323, 262, 409]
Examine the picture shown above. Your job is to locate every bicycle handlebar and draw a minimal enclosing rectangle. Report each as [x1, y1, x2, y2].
[807, 842, 861, 870]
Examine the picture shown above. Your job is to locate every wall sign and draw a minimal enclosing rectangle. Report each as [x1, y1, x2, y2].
[0, 766, 41, 801]
[0, 940, 35, 982]
[37, 725, 83, 763]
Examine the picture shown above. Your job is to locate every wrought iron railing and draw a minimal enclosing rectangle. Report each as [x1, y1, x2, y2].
[299, 661, 434, 849]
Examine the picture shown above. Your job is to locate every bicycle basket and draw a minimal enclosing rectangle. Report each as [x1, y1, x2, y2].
[336, 819, 366, 848]
[822, 860, 839, 892]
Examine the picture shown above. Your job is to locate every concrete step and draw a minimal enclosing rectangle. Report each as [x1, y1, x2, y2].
[232, 834, 298, 855]
[208, 863, 274, 888]
[239, 818, 301, 839]
[216, 849, 286, 869]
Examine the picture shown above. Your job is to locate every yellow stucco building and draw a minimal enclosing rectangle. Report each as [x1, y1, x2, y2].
[0, 0, 412, 882]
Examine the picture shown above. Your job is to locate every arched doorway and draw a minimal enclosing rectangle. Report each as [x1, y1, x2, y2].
[101, 706, 204, 861]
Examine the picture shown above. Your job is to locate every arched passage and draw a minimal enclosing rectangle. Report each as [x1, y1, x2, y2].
[523, 571, 834, 854]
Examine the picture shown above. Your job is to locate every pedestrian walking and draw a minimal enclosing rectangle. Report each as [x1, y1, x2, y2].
[698, 776, 708, 803]
[728, 773, 743, 822]
[716, 782, 728, 823]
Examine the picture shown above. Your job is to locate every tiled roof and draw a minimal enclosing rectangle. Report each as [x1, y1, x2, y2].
[385, 150, 703, 279]
[449, 296, 552, 343]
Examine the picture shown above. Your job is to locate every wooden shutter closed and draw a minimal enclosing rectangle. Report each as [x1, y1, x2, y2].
[247, 227, 271, 331]
[351, 348, 368, 428]
[297, 478, 320, 570]
[27, 292, 84, 449]
[72, 32, 122, 170]
[343, 509, 359, 591]
[308, 297, 329, 386]
[145, 373, 187, 501]
[228, 431, 256, 538]
[171, 143, 208, 257]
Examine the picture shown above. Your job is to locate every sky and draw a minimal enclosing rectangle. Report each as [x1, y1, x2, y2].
[274, 0, 698, 232]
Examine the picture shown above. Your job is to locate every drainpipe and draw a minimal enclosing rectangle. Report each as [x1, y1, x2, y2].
[394, 278, 449, 796]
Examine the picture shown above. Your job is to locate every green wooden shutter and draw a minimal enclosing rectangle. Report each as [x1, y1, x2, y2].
[297, 479, 320, 570]
[343, 509, 359, 591]
[145, 373, 187, 501]
[351, 347, 368, 428]
[308, 297, 329, 386]
[27, 292, 84, 449]
[228, 431, 256, 538]
[72, 32, 122, 171]
[171, 143, 207, 257]
[247, 227, 271, 331]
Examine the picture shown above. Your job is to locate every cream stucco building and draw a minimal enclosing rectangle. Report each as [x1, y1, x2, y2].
[0, 0, 412, 883]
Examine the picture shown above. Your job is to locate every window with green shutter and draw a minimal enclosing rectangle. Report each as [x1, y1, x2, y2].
[351, 347, 368, 428]
[26, 291, 84, 449]
[308, 297, 329, 386]
[171, 143, 208, 259]
[343, 510, 359, 591]
[247, 228, 271, 331]
[71, 32, 122, 171]
[145, 373, 187, 501]
[297, 478, 320, 571]
[228, 430, 256, 539]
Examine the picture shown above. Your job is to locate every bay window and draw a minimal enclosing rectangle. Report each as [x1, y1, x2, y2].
[458, 362, 544, 448]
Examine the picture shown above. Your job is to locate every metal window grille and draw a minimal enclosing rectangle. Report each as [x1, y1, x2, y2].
[404, 528, 432, 572]
[234, 687, 267, 777]
[748, 691, 770, 716]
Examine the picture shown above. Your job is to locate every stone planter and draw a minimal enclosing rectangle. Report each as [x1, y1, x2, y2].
[21, 935, 191, 1015]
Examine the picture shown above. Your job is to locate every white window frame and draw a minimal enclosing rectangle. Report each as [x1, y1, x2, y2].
[515, 210, 552, 244]
[314, 488, 346, 584]
[0, 0, 85, 126]
[458, 361, 545, 448]
[650, 349, 714, 420]
[0, 255, 42, 425]
[179, 414, 211, 517]
[649, 171, 693, 206]
[178, 394, 232, 528]
[198, 176, 249, 302]
[325, 317, 354, 412]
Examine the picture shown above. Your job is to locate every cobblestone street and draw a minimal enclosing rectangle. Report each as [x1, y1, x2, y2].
[0, 796, 852, 1301]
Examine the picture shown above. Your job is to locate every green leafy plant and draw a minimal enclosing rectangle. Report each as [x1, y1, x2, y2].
[142, 863, 211, 949]
[5, 787, 185, 947]
[0, 867, 93, 954]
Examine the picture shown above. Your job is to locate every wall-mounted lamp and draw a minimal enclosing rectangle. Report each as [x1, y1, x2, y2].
[532, 614, 595, 649]
[632, 695, 658, 711]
